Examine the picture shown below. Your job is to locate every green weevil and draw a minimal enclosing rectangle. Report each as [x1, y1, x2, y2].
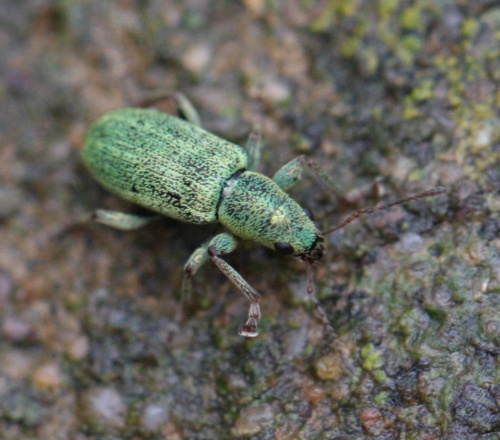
[83, 93, 445, 338]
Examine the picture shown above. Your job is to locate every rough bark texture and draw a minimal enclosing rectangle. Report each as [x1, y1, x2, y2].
[0, 1, 498, 439]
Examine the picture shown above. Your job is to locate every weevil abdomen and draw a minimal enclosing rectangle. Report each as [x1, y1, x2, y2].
[83, 108, 248, 224]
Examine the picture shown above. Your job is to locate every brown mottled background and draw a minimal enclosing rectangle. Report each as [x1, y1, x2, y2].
[0, 1, 498, 439]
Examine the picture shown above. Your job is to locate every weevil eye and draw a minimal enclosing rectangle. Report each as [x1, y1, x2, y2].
[274, 242, 295, 255]
[303, 207, 314, 221]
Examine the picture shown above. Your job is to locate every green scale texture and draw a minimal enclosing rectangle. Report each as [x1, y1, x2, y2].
[83, 108, 248, 224]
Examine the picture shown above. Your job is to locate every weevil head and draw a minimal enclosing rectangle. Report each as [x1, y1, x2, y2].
[295, 234, 326, 263]
[218, 171, 326, 261]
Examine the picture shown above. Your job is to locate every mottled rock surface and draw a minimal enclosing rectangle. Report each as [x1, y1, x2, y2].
[1, 1, 498, 439]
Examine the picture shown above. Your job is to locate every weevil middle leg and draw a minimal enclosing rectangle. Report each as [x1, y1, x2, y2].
[91, 209, 160, 230]
[183, 232, 262, 337]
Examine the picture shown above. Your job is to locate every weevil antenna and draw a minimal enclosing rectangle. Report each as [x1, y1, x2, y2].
[321, 187, 447, 236]
[306, 263, 336, 337]
[306, 263, 355, 375]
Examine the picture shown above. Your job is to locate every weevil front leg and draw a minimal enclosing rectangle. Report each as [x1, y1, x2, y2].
[91, 209, 160, 230]
[182, 243, 209, 302]
[183, 232, 262, 337]
[273, 155, 342, 198]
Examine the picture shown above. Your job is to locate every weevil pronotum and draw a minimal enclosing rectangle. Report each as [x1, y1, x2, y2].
[83, 93, 446, 340]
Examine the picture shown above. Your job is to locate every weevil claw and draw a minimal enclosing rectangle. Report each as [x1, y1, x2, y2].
[239, 319, 259, 337]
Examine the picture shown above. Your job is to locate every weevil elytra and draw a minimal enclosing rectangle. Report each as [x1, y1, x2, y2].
[83, 94, 446, 338]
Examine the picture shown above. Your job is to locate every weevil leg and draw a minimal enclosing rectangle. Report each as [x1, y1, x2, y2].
[272, 156, 304, 191]
[182, 243, 210, 302]
[273, 155, 342, 199]
[91, 209, 160, 230]
[198, 232, 262, 337]
[245, 126, 262, 172]
[137, 91, 201, 126]
[210, 254, 262, 337]
[170, 92, 202, 126]
[182, 234, 235, 293]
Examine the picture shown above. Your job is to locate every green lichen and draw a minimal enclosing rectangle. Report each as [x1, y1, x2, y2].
[373, 369, 389, 384]
[309, 0, 362, 32]
[401, 34, 423, 53]
[410, 79, 435, 102]
[378, 0, 398, 20]
[462, 18, 479, 39]
[374, 391, 390, 404]
[361, 344, 384, 370]
[401, 6, 422, 31]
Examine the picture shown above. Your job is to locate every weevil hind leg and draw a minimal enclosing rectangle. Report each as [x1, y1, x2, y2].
[202, 233, 262, 337]
[91, 209, 160, 230]
[170, 92, 202, 126]
[245, 126, 262, 172]
[136, 91, 202, 126]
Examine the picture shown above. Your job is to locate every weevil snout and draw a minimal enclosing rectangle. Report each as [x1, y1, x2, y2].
[298, 235, 325, 263]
